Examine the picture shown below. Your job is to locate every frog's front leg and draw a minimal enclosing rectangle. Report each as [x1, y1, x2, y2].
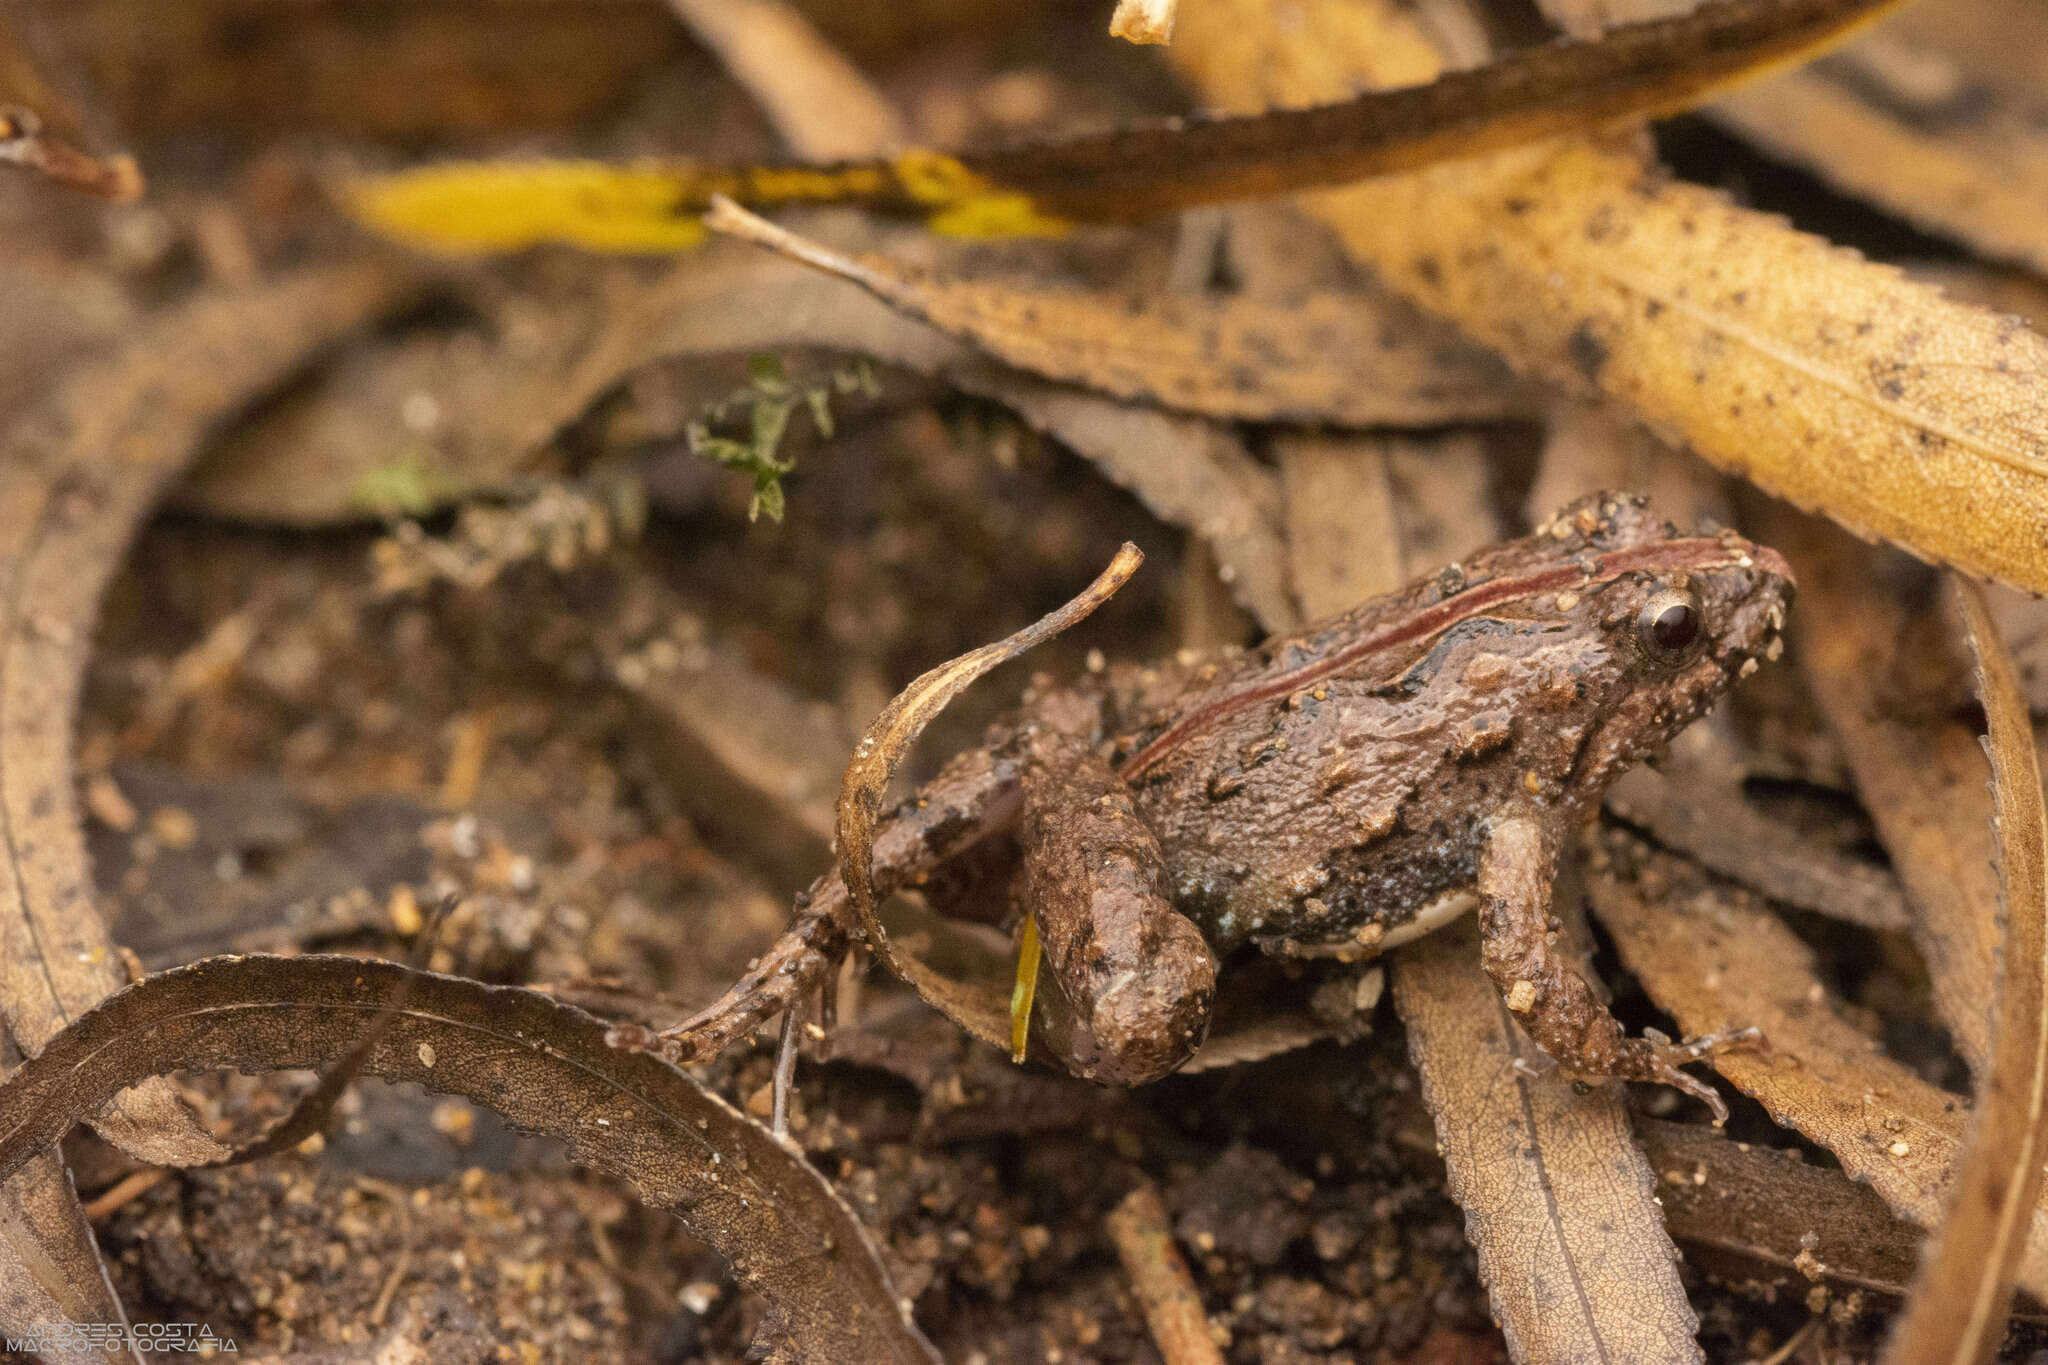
[1020, 722, 1216, 1086]
[1475, 812, 1751, 1121]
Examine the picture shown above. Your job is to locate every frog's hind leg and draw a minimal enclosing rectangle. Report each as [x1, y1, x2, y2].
[1020, 729, 1216, 1086]
[1474, 811, 1749, 1121]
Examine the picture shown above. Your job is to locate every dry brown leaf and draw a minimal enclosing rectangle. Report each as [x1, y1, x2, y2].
[351, 0, 1905, 244]
[1170, 0, 2048, 594]
[835, 544, 1143, 1051]
[1604, 761, 1911, 932]
[1710, 3, 2048, 278]
[1768, 511, 2000, 1073]
[1587, 827, 2048, 1296]
[1633, 1117, 1929, 1302]
[1393, 921, 1705, 1365]
[704, 197, 1536, 430]
[1882, 581, 2048, 1365]
[667, 0, 905, 160]
[0, 955, 942, 1365]
[1, 1022, 133, 1364]
[0, 262, 417, 1165]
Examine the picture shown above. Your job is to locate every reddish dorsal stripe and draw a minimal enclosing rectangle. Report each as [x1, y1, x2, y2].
[1120, 538, 1784, 778]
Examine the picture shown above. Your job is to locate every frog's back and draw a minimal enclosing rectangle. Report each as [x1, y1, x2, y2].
[1097, 494, 1792, 956]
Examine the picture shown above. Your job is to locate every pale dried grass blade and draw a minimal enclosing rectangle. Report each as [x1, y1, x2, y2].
[1394, 922, 1705, 1365]
[1588, 828, 2048, 1296]
[703, 197, 1534, 429]
[667, 0, 904, 160]
[836, 545, 1143, 1049]
[1881, 580, 2048, 1365]
[1170, 0, 2048, 594]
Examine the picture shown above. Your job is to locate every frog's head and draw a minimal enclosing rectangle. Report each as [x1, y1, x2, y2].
[1517, 491, 1793, 805]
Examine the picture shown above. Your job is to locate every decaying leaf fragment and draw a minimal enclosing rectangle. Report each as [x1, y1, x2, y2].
[0, 955, 942, 1365]
[1881, 581, 2048, 1365]
[1393, 921, 1705, 1365]
[1170, 0, 2048, 594]
[704, 197, 1535, 430]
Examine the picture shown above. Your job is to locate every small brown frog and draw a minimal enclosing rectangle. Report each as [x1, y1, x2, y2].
[663, 493, 1792, 1112]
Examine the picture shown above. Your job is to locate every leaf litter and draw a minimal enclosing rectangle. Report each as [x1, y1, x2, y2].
[7, 0, 2048, 1359]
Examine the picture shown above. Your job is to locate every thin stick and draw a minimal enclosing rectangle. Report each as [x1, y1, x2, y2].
[771, 1000, 803, 1139]
[1106, 1183, 1225, 1365]
[81, 1166, 169, 1220]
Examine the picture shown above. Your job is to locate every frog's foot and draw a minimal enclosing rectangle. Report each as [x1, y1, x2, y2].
[1476, 812, 1760, 1122]
[619, 876, 854, 1065]
[1575, 1028, 1763, 1124]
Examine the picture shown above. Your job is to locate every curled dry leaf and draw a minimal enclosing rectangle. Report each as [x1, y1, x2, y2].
[0, 262, 417, 1163]
[1587, 826, 2048, 1297]
[666, 0, 905, 161]
[1710, 2, 2048, 278]
[347, 0, 1901, 247]
[0, 955, 941, 1365]
[835, 544, 1143, 1051]
[1881, 580, 2048, 1365]
[703, 197, 1535, 430]
[1170, 0, 2048, 594]
[1393, 921, 1705, 1365]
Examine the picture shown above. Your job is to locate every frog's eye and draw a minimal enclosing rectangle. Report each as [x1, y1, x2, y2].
[1636, 588, 1703, 659]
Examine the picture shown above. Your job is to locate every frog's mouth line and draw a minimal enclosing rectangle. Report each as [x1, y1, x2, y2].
[1119, 537, 1790, 780]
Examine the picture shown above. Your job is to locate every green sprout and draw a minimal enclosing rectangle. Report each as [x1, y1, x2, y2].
[687, 353, 879, 521]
